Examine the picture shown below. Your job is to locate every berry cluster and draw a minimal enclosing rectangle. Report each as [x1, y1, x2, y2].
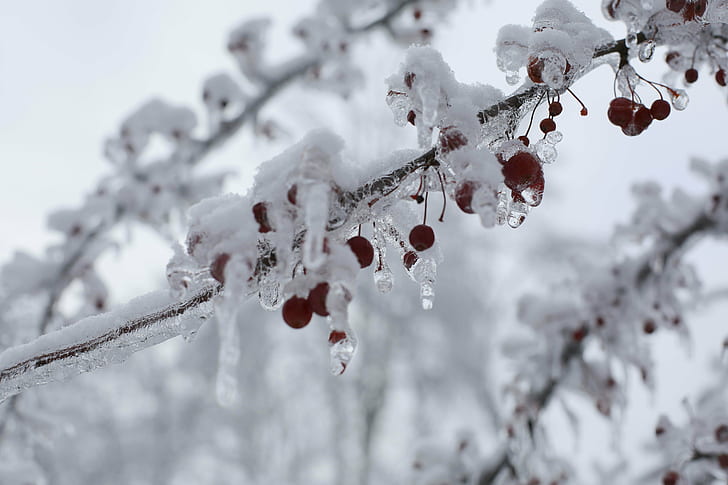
[607, 97, 671, 136]
[500, 148, 545, 208]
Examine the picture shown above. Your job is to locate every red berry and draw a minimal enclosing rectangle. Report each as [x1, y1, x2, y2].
[517, 135, 530, 146]
[282, 296, 313, 329]
[210, 253, 230, 284]
[662, 471, 679, 485]
[346, 236, 374, 268]
[643, 320, 656, 334]
[403, 250, 419, 270]
[287, 185, 298, 205]
[329, 330, 347, 345]
[685, 68, 698, 84]
[666, 0, 686, 12]
[455, 181, 478, 214]
[548, 101, 563, 117]
[716, 69, 727, 87]
[719, 454, 728, 469]
[527, 56, 544, 84]
[539, 118, 556, 134]
[502, 152, 542, 193]
[607, 97, 634, 127]
[409, 224, 435, 251]
[655, 425, 665, 436]
[650, 99, 671, 120]
[308, 282, 330, 317]
[572, 326, 587, 342]
[252, 202, 273, 233]
[622, 104, 653, 136]
[407, 110, 416, 126]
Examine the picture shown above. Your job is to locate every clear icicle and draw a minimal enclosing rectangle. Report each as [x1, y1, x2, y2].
[215, 299, 240, 407]
[496, 186, 509, 226]
[374, 260, 393, 294]
[535, 139, 558, 164]
[302, 182, 330, 270]
[507, 200, 529, 228]
[671, 89, 689, 111]
[326, 282, 356, 375]
[328, 325, 358, 376]
[258, 276, 282, 310]
[413, 258, 437, 310]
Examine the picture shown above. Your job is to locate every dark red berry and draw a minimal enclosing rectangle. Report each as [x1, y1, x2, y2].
[413, 8, 422, 20]
[527, 56, 544, 84]
[455, 181, 479, 214]
[622, 104, 653, 136]
[719, 454, 728, 469]
[715, 424, 728, 443]
[650, 99, 671, 120]
[409, 224, 435, 251]
[407, 110, 416, 126]
[210, 253, 230, 284]
[607, 97, 634, 127]
[662, 471, 679, 485]
[329, 330, 347, 345]
[548, 101, 563, 117]
[287, 185, 298, 205]
[346, 236, 374, 268]
[502, 152, 542, 193]
[517, 135, 530, 146]
[643, 320, 656, 334]
[308, 282, 330, 317]
[666, 0, 686, 12]
[655, 425, 665, 436]
[685, 68, 698, 83]
[253, 202, 273, 233]
[282, 296, 313, 329]
[403, 250, 418, 270]
[539, 118, 556, 134]
[716, 69, 727, 87]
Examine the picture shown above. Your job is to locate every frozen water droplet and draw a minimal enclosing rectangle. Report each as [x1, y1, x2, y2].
[505, 70, 521, 86]
[329, 328, 357, 376]
[374, 261, 393, 293]
[258, 277, 282, 310]
[638, 41, 655, 63]
[386, 91, 409, 127]
[507, 201, 529, 228]
[520, 185, 543, 207]
[496, 187, 509, 226]
[626, 32, 639, 48]
[535, 140, 558, 164]
[545, 130, 563, 144]
[671, 89, 689, 111]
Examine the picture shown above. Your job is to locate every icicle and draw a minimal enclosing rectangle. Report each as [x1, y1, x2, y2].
[326, 282, 357, 375]
[507, 200, 529, 228]
[374, 260, 393, 293]
[535, 139, 558, 164]
[413, 258, 437, 310]
[670, 89, 689, 111]
[258, 275, 282, 310]
[496, 186, 509, 226]
[214, 298, 240, 407]
[302, 182, 330, 270]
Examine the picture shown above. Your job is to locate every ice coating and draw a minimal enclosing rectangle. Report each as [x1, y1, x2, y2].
[0, 284, 219, 403]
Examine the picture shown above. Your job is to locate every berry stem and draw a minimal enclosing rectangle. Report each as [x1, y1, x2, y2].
[423, 191, 429, 225]
[566, 88, 588, 116]
[436, 169, 446, 222]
